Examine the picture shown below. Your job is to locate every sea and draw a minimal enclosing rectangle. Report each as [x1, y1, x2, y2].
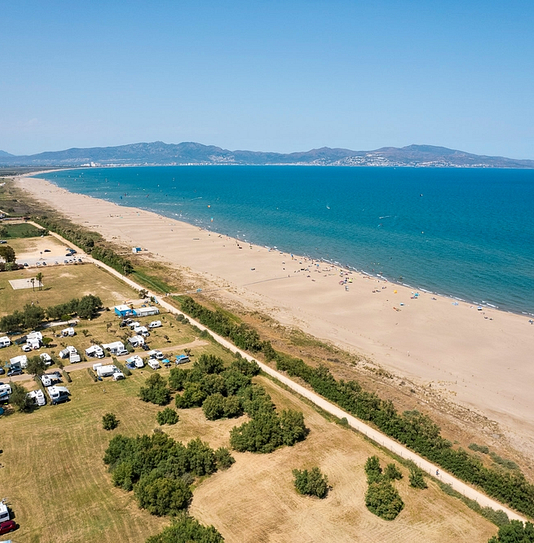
[35, 166, 534, 315]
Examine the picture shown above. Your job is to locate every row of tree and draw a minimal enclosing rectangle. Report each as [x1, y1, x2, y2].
[145, 514, 224, 543]
[0, 294, 103, 332]
[176, 296, 534, 517]
[274, 355, 534, 518]
[104, 432, 234, 516]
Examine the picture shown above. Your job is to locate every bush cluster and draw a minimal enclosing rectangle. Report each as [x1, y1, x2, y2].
[488, 520, 534, 542]
[364, 456, 404, 520]
[140, 374, 172, 406]
[293, 467, 329, 498]
[145, 514, 224, 543]
[157, 407, 179, 425]
[104, 433, 233, 516]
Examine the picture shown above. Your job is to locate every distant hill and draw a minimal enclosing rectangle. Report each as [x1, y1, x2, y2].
[0, 141, 532, 168]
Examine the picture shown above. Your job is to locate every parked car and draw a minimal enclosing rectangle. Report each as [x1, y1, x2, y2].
[142, 344, 150, 351]
[0, 368, 5, 375]
[0, 520, 17, 535]
[7, 368, 23, 376]
[44, 249, 51, 252]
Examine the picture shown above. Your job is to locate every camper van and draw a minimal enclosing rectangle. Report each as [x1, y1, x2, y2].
[47, 385, 70, 405]
[0, 501, 10, 523]
[148, 320, 162, 329]
[0, 336, 11, 348]
[148, 359, 160, 370]
[27, 389, 46, 406]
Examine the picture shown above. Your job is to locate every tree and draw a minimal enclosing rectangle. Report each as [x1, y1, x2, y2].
[0, 245, 16, 263]
[134, 472, 192, 516]
[157, 407, 179, 425]
[22, 303, 45, 329]
[102, 413, 119, 430]
[293, 467, 329, 498]
[214, 447, 235, 470]
[140, 374, 171, 405]
[26, 355, 47, 376]
[35, 272, 43, 291]
[77, 294, 102, 319]
[365, 480, 404, 520]
[488, 520, 534, 542]
[30, 277, 35, 292]
[145, 514, 224, 543]
[10, 382, 34, 412]
[384, 463, 403, 481]
[408, 466, 427, 489]
[365, 456, 383, 484]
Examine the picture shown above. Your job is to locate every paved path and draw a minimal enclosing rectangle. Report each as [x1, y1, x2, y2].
[24, 225, 529, 523]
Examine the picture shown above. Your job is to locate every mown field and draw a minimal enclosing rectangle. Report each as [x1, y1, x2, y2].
[0, 239, 499, 542]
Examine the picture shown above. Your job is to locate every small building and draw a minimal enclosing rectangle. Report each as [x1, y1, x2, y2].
[114, 305, 135, 318]
[0, 336, 11, 348]
[135, 306, 159, 317]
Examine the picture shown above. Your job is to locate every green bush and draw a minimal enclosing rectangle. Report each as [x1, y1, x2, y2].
[293, 467, 329, 499]
[102, 413, 119, 430]
[134, 471, 192, 516]
[157, 407, 179, 425]
[140, 374, 171, 405]
[384, 463, 403, 481]
[488, 520, 534, 542]
[408, 466, 427, 489]
[365, 480, 404, 520]
[145, 514, 224, 543]
[364, 456, 383, 484]
[87, 367, 97, 382]
[214, 447, 235, 470]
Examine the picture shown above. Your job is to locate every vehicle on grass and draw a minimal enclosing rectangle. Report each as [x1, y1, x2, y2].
[21, 344, 32, 352]
[0, 368, 5, 375]
[0, 502, 10, 523]
[59, 346, 77, 359]
[27, 389, 46, 406]
[133, 326, 149, 337]
[175, 354, 190, 365]
[128, 335, 145, 348]
[148, 320, 162, 329]
[0, 384, 12, 397]
[112, 372, 125, 381]
[47, 385, 70, 405]
[61, 327, 76, 337]
[128, 321, 141, 328]
[0, 336, 11, 348]
[148, 359, 160, 370]
[96, 364, 120, 378]
[0, 519, 16, 535]
[41, 373, 61, 387]
[141, 343, 150, 351]
[102, 341, 127, 356]
[40, 353, 52, 365]
[147, 350, 164, 360]
[7, 368, 22, 377]
[85, 345, 104, 358]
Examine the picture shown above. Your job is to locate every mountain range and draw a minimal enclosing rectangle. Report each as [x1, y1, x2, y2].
[0, 142, 533, 168]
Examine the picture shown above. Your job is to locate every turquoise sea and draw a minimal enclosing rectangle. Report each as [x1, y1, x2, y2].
[36, 166, 534, 315]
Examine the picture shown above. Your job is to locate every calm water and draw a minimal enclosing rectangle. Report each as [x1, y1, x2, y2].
[36, 166, 534, 314]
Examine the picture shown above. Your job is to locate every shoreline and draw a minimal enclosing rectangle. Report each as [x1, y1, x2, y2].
[13, 173, 534, 460]
[31, 168, 533, 317]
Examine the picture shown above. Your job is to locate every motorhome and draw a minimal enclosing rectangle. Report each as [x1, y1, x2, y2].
[0, 336, 11, 348]
[148, 359, 160, 370]
[102, 341, 127, 356]
[61, 327, 75, 337]
[40, 353, 52, 365]
[59, 346, 77, 359]
[126, 355, 144, 369]
[128, 335, 145, 348]
[10, 354, 28, 369]
[41, 373, 61, 387]
[96, 365, 119, 378]
[148, 320, 162, 329]
[0, 501, 10, 523]
[47, 385, 70, 405]
[85, 345, 104, 358]
[147, 350, 164, 360]
[27, 389, 46, 406]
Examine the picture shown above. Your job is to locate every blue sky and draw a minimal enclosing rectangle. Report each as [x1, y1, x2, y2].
[1, 0, 533, 158]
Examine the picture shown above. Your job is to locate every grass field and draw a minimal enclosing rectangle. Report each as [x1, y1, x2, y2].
[0, 263, 137, 318]
[0, 363, 497, 543]
[0, 222, 46, 239]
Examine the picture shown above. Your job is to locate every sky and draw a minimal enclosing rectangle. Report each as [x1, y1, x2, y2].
[1, 0, 533, 158]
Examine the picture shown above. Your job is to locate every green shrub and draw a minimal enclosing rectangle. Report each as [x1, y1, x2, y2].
[87, 367, 97, 382]
[488, 520, 534, 542]
[408, 466, 427, 489]
[293, 467, 329, 498]
[364, 456, 383, 484]
[102, 413, 119, 430]
[365, 480, 404, 520]
[62, 370, 72, 383]
[214, 447, 235, 470]
[157, 407, 179, 426]
[384, 463, 403, 481]
[134, 471, 192, 516]
[145, 514, 224, 543]
[140, 374, 171, 405]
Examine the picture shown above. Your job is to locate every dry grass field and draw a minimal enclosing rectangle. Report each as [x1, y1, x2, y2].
[1, 366, 498, 543]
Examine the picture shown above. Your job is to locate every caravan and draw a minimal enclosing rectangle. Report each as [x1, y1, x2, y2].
[47, 385, 70, 405]
[0, 336, 11, 348]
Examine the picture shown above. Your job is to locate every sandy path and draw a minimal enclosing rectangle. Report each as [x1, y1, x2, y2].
[15, 175, 534, 459]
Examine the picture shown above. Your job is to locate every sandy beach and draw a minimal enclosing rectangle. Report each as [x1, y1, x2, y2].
[15, 175, 534, 459]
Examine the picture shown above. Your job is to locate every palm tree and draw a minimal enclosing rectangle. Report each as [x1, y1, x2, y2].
[35, 272, 43, 291]
[30, 278, 35, 291]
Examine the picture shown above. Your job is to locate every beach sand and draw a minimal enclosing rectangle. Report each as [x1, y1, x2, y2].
[16, 175, 534, 459]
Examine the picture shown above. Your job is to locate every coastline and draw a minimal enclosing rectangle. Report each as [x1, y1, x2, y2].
[14, 174, 534, 460]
